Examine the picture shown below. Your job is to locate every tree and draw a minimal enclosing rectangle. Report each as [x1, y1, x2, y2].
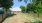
[26, 3, 32, 13]
[26, 0, 42, 18]
[26, 3, 36, 13]
[20, 6, 26, 13]
[35, 3, 42, 18]
[0, 0, 13, 11]
[0, 0, 13, 21]
[32, 0, 42, 18]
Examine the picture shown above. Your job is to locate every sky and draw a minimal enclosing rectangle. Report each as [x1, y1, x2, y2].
[10, 0, 30, 11]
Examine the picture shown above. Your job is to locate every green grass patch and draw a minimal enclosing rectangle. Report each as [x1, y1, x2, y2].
[28, 16, 42, 22]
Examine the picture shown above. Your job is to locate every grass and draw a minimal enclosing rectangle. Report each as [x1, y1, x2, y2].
[28, 16, 42, 22]
[27, 13, 42, 23]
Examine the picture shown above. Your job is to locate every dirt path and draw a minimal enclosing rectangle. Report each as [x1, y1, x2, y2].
[2, 13, 32, 23]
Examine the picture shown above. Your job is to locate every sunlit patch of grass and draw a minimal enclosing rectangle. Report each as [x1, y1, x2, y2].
[27, 16, 42, 22]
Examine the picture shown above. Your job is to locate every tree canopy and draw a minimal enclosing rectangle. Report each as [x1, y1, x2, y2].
[19, 0, 42, 18]
[0, 0, 13, 11]
[20, 6, 26, 12]
[26, 0, 42, 18]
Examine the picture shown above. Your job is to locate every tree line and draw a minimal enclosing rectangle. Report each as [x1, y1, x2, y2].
[20, 0, 42, 18]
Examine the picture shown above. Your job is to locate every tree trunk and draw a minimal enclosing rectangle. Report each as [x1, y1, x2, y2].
[2, 14, 3, 20]
[38, 14, 39, 18]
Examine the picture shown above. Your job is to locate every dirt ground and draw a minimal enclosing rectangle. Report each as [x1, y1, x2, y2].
[2, 12, 42, 23]
[2, 12, 32, 23]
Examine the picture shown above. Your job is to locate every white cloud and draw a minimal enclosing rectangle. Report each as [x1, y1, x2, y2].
[11, 7, 21, 11]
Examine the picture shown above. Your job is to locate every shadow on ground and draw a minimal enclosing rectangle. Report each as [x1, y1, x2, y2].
[1, 14, 16, 23]
[7, 14, 16, 18]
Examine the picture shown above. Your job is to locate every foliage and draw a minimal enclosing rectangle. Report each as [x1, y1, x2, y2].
[18, 0, 28, 3]
[18, 0, 22, 2]
[26, 3, 36, 13]
[19, 0, 42, 14]
[20, 6, 26, 12]
[0, 0, 13, 11]
[26, 0, 42, 18]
